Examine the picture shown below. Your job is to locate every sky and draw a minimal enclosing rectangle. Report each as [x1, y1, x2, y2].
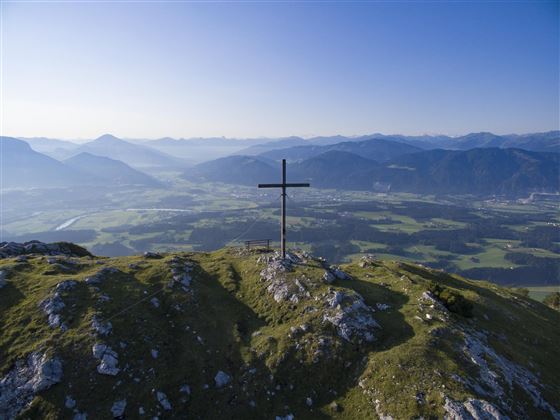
[1, 1, 558, 139]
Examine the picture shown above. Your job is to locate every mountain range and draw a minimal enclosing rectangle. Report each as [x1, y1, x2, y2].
[73, 134, 186, 169]
[0, 137, 160, 188]
[4, 131, 559, 195]
[184, 147, 559, 196]
[259, 138, 422, 162]
[20, 130, 558, 164]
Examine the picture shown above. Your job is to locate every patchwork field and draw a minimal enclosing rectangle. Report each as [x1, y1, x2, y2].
[2, 179, 559, 292]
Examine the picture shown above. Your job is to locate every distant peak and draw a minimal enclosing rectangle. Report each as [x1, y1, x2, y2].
[95, 134, 122, 142]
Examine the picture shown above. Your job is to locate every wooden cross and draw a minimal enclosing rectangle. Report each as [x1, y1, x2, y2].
[258, 159, 310, 259]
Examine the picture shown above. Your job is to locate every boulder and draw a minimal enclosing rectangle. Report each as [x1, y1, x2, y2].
[92, 344, 119, 376]
[156, 391, 172, 410]
[91, 315, 112, 336]
[111, 399, 126, 418]
[214, 371, 231, 388]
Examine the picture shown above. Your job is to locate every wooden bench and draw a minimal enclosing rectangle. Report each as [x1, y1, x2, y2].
[245, 239, 271, 250]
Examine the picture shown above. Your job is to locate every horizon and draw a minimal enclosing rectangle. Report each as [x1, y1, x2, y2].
[2, 2, 558, 139]
[9, 128, 560, 144]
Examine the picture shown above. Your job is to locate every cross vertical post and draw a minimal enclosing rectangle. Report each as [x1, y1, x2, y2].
[281, 159, 286, 259]
[258, 159, 310, 260]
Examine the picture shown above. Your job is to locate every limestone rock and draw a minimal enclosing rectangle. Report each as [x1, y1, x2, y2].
[322, 290, 380, 342]
[0, 240, 91, 259]
[91, 315, 112, 336]
[0, 352, 62, 419]
[85, 267, 120, 285]
[214, 371, 231, 388]
[322, 270, 336, 284]
[39, 282, 76, 331]
[65, 395, 76, 409]
[92, 344, 119, 376]
[144, 251, 162, 259]
[168, 257, 194, 291]
[111, 399, 126, 418]
[443, 397, 505, 419]
[156, 391, 172, 410]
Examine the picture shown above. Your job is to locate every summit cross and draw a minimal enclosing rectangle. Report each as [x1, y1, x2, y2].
[258, 159, 310, 259]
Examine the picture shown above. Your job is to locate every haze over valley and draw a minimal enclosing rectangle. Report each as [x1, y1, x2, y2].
[2, 130, 559, 291]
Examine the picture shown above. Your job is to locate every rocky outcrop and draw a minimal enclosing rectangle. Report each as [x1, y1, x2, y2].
[459, 329, 559, 418]
[443, 397, 506, 420]
[322, 289, 380, 342]
[0, 352, 62, 420]
[92, 344, 120, 376]
[85, 267, 120, 285]
[259, 252, 313, 303]
[39, 280, 77, 330]
[91, 315, 112, 336]
[168, 256, 194, 291]
[0, 241, 92, 259]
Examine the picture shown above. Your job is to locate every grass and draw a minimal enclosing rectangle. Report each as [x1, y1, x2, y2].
[1, 248, 559, 419]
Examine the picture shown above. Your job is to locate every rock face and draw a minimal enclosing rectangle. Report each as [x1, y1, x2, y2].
[0, 352, 62, 420]
[0, 241, 92, 259]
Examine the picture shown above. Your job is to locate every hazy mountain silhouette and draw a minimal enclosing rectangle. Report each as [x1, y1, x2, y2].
[0, 137, 90, 188]
[74, 134, 185, 169]
[185, 147, 559, 196]
[184, 155, 278, 185]
[260, 138, 422, 162]
[64, 153, 161, 187]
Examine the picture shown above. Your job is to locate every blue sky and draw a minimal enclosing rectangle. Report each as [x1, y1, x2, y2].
[1, 1, 558, 139]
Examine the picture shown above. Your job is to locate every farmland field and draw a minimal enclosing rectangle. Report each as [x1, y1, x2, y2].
[2, 176, 559, 289]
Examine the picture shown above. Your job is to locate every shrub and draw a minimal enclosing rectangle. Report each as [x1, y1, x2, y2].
[428, 281, 474, 317]
[543, 292, 560, 311]
[513, 287, 530, 297]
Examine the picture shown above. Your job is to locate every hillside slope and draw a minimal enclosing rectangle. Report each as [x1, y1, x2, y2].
[74, 134, 184, 169]
[64, 153, 161, 187]
[0, 244, 558, 419]
[260, 138, 422, 163]
[0, 137, 91, 189]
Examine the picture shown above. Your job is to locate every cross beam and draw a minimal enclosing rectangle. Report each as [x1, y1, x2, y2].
[258, 159, 310, 259]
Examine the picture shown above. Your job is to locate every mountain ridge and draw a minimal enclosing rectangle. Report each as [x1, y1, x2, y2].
[0, 243, 558, 419]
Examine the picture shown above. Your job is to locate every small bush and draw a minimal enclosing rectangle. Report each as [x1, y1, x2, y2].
[513, 287, 530, 297]
[543, 292, 560, 311]
[428, 281, 474, 317]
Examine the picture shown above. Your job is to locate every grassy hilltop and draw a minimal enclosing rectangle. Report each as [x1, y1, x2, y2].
[0, 244, 559, 419]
